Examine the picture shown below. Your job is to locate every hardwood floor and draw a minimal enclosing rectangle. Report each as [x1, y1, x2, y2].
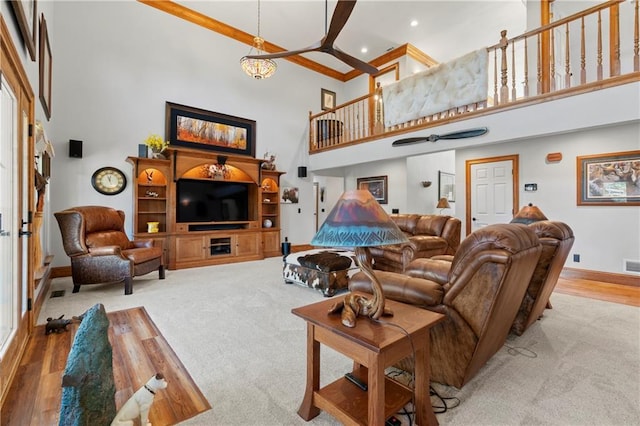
[1, 277, 637, 424]
[555, 276, 640, 307]
[1, 306, 210, 426]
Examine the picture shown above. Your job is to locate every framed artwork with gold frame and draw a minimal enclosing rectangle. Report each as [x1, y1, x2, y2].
[577, 150, 640, 206]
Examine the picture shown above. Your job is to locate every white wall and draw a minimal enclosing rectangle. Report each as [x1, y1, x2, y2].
[5, 1, 638, 276]
[343, 158, 407, 215]
[455, 121, 640, 275]
[406, 150, 456, 215]
[46, 1, 339, 266]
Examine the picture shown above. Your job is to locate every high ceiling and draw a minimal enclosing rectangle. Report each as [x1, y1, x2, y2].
[174, 0, 528, 75]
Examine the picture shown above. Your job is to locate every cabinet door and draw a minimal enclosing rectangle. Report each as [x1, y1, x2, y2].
[236, 233, 260, 257]
[262, 230, 281, 257]
[175, 236, 207, 263]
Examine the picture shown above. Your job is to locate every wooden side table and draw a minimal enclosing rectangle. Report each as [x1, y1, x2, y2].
[292, 294, 444, 426]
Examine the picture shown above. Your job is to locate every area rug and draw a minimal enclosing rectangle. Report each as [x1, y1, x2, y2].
[36, 257, 639, 425]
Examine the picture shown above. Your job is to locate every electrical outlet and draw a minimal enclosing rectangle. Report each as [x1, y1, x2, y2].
[573, 254, 580, 262]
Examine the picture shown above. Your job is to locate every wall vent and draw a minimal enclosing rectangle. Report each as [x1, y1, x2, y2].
[623, 259, 640, 275]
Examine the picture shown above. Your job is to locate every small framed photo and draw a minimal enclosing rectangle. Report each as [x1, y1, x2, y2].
[281, 187, 299, 204]
[577, 150, 640, 206]
[321, 88, 336, 111]
[357, 175, 388, 204]
[438, 171, 455, 202]
[39, 13, 52, 120]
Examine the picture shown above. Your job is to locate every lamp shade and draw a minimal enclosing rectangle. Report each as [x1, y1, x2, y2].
[511, 203, 548, 224]
[311, 190, 408, 247]
[436, 197, 451, 209]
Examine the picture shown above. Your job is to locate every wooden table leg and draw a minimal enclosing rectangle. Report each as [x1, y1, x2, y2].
[367, 354, 386, 426]
[414, 331, 439, 426]
[298, 323, 321, 421]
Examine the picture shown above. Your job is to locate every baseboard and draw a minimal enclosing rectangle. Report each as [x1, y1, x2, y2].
[561, 267, 639, 287]
[33, 265, 53, 323]
[291, 244, 314, 253]
[52, 259, 634, 287]
[51, 266, 71, 278]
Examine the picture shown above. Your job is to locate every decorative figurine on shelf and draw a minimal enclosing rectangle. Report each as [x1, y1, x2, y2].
[261, 151, 276, 170]
[204, 163, 230, 180]
[145, 169, 154, 183]
[145, 190, 159, 198]
[45, 315, 74, 335]
[111, 373, 168, 426]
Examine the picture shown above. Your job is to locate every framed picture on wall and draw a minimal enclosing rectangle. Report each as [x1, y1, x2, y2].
[39, 13, 52, 120]
[166, 102, 256, 157]
[11, 0, 37, 61]
[281, 187, 299, 204]
[439, 171, 455, 202]
[321, 89, 336, 111]
[577, 150, 640, 206]
[357, 175, 388, 204]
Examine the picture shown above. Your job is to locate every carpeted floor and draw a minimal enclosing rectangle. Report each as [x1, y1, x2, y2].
[38, 257, 640, 425]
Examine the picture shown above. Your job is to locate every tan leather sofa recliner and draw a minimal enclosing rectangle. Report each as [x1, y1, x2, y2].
[368, 213, 461, 273]
[511, 220, 575, 335]
[55, 206, 165, 295]
[350, 223, 542, 389]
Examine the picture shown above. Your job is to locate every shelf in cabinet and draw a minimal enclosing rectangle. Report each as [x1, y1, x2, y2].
[139, 197, 167, 200]
[139, 211, 167, 214]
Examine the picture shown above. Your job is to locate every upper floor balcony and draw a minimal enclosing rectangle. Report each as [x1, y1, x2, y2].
[308, 0, 640, 163]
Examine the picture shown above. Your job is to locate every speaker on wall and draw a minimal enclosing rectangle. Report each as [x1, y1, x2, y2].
[297, 166, 307, 178]
[69, 139, 83, 158]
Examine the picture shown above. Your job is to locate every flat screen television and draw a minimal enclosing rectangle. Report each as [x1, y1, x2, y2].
[176, 179, 249, 223]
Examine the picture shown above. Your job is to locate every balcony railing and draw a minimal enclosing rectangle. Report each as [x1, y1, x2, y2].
[309, 0, 639, 154]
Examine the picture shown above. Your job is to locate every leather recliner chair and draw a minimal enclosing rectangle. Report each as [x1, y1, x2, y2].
[349, 223, 542, 389]
[368, 214, 461, 273]
[426, 221, 575, 336]
[55, 206, 165, 295]
[510, 221, 575, 335]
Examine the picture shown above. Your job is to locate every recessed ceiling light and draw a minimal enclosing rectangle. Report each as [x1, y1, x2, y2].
[410, 20, 419, 27]
[361, 47, 368, 53]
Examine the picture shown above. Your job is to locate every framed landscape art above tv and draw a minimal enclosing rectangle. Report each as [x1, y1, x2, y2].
[166, 102, 256, 157]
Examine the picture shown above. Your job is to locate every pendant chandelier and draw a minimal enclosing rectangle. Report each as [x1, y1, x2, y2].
[240, 0, 276, 79]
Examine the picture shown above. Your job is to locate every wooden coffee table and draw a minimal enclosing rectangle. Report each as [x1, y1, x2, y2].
[292, 293, 444, 426]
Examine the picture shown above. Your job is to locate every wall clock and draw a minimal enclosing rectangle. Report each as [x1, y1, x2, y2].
[91, 167, 127, 195]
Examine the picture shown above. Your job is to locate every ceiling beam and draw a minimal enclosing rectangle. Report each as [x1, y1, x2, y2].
[138, 0, 345, 80]
[138, 1, 437, 82]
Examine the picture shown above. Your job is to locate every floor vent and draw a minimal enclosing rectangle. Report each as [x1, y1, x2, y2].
[50, 290, 66, 298]
[623, 259, 640, 275]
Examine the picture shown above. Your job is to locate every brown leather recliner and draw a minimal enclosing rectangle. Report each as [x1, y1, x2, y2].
[349, 223, 542, 389]
[55, 206, 165, 295]
[510, 221, 575, 335]
[368, 214, 461, 273]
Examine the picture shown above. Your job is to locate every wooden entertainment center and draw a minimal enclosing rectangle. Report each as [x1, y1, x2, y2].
[127, 148, 284, 270]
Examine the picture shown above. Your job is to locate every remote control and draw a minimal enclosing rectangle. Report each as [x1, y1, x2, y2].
[344, 372, 368, 391]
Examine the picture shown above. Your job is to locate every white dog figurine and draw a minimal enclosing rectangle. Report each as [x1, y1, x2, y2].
[111, 373, 168, 426]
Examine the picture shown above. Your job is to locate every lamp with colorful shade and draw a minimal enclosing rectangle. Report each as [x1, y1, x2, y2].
[311, 189, 408, 327]
[511, 203, 548, 224]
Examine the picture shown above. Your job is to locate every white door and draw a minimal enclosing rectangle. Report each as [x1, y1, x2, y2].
[468, 157, 517, 233]
[0, 43, 34, 404]
[0, 75, 18, 354]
